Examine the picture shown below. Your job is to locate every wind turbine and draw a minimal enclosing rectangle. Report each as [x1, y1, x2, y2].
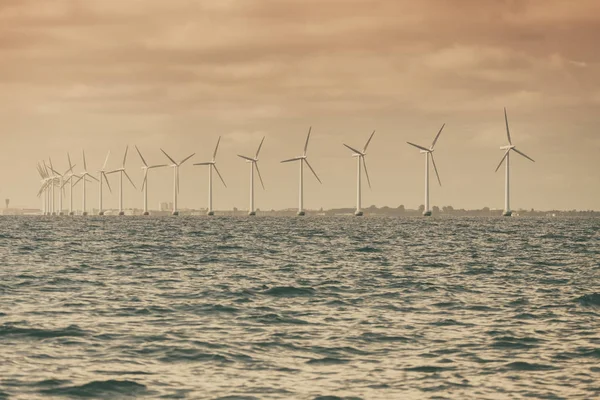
[407, 123, 445, 216]
[107, 146, 137, 216]
[97, 152, 112, 215]
[343, 131, 375, 216]
[43, 160, 56, 215]
[61, 153, 79, 215]
[281, 127, 322, 216]
[495, 108, 535, 217]
[74, 150, 98, 216]
[135, 146, 167, 216]
[160, 149, 195, 216]
[194, 137, 227, 216]
[238, 137, 265, 216]
[48, 158, 76, 216]
[36, 163, 50, 215]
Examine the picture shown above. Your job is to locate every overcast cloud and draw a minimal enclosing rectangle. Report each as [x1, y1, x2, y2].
[1, 0, 599, 211]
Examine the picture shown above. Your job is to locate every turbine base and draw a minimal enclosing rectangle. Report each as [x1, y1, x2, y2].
[118, 211, 125, 216]
[423, 210, 432, 217]
[354, 210, 363, 216]
[51, 212, 56, 216]
[82, 212, 88, 216]
[248, 211, 256, 216]
[297, 211, 306, 216]
[502, 210, 512, 217]
[143, 212, 150, 216]
[207, 211, 215, 216]
[69, 212, 75, 216]
[98, 212, 104, 216]
[59, 212, 64, 216]
[172, 211, 179, 216]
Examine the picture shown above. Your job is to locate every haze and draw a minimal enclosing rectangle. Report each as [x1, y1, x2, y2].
[1, 0, 599, 212]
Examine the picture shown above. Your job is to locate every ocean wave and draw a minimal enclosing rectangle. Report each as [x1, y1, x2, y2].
[0, 324, 87, 339]
[39, 379, 147, 397]
[262, 286, 315, 297]
[575, 293, 600, 307]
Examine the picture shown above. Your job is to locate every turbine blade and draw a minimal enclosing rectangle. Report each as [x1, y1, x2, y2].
[103, 151, 111, 170]
[255, 136, 265, 158]
[431, 123, 445, 150]
[430, 154, 442, 186]
[122, 145, 129, 167]
[88, 174, 99, 182]
[362, 157, 372, 189]
[135, 145, 148, 167]
[124, 170, 137, 189]
[238, 154, 255, 162]
[513, 147, 535, 163]
[149, 164, 167, 169]
[304, 159, 322, 184]
[255, 162, 265, 190]
[179, 153, 195, 165]
[67, 152, 73, 170]
[73, 176, 83, 187]
[83, 150, 87, 171]
[495, 150, 510, 172]
[213, 136, 221, 161]
[343, 143, 363, 155]
[281, 157, 302, 163]
[362, 130, 376, 152]
[504, 107, 512, 145]
[407, 142, 430, 152]
[103, 173, 113, 193]
[213, 164, 227, 188]
[160, 149, 177, 165]
[194, 162, 212, 166]
[303, 126, 312, 156]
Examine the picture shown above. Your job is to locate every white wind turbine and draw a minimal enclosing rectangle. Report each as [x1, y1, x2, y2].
[48, 158, 76, 216]
[495, 108, 535, 217]
[161, 149, 195, 216]
[61, 153, 79, 215]
[107, 146, 137, 216]
[97, 152, 112, 215]
[281, 127, 322, 216]
[238, 137, 266, 216]
[36, 163, 50, 215]
[135, 146, 167, 216]
[194, 137, 227, 216]
[343, 131, 375, 216]
[74, 150, 99, 216]
[43, 160, 57, 215]
[407, 123, 445, 216]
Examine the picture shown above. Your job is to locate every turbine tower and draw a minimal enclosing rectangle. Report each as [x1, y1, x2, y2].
[238, 137, 265, 216]
[74, 150, 98, 216]
[135, 145, 167, 216]
[161, 149, 195, 216]
[194, 137, 227, 216]
[495, 108, 535, 217]
[281, 127, 322, 216]
[407, 123, 445, 216]
[107, 146, 137, 216]
[343, 131, 375, 216]
[97, 152, 112, 215]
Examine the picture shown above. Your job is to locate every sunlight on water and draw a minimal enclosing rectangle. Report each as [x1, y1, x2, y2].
[0, 216, 599, 399]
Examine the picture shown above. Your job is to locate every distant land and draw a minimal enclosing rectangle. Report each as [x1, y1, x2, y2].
[1, 205, 598, 217]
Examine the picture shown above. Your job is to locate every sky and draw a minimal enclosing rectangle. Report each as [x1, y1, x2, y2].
[1, 0, 599, 212]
